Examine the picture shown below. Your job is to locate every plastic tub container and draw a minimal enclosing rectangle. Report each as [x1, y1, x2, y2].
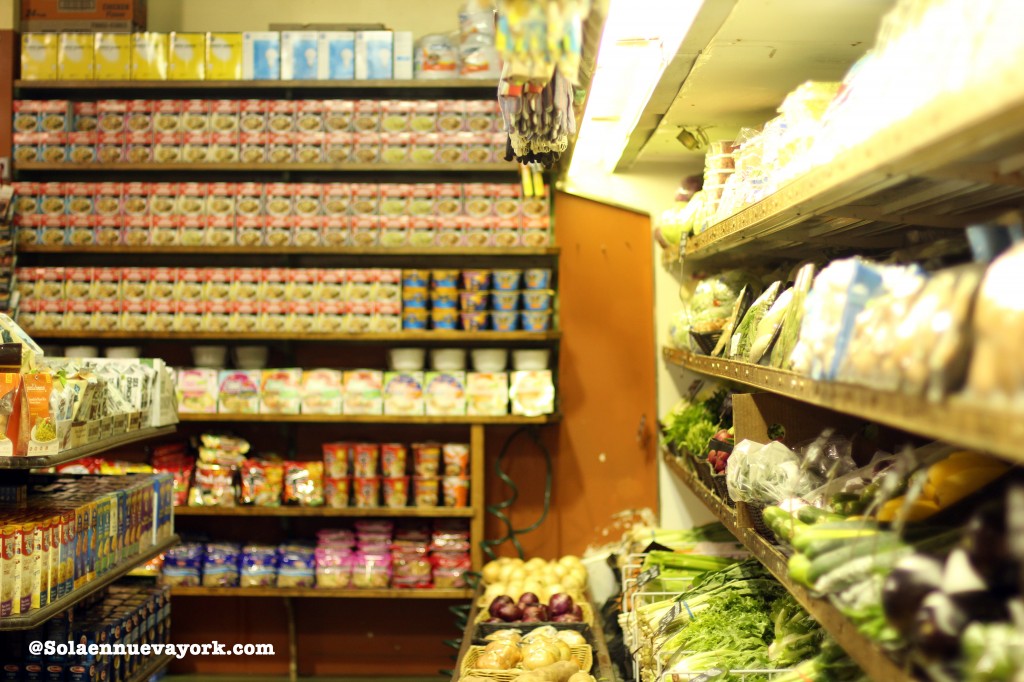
[431, 269, 459, 288]
[491, 312, 518, 331]
[512, 349, 550, 371]
[431, 289, 458, 309]
[388, 348, 426, 371]
[459, 291, 489, 312]
[193, 345, 228, 368]
[233, 346, 268, 369]
[523, 269, 552, 290]
[105, 346, 141, 359]
[430, 348, 466, 371]
[491, 290, 520, 312]
[402, 309, 429, 330]
[491, 269, 522, 291]
[402, 269, 429, 288]
[461, 270, 491, 291]
[471, 349, 508, 372]
[430, 308, 458, 330]
[522, 290, 553, 312]
[65, 346, 99, 358]
[460, 312, 489, 331]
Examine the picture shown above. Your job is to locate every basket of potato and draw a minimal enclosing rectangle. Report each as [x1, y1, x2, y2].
[460, 627, 594, 681]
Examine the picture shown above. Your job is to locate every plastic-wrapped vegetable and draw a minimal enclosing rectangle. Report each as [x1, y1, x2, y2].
[726, 440, 818, 504]
[730, 282, 780, 360]
[966, 242, 1024, 405]
[770, 263, 816, 370]
[748, 287, 792, 363]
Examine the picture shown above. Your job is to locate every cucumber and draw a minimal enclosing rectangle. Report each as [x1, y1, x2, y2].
[792, 525, 881, 553]
[788, 552, 813, 588]
[801, 531, 895, 560]
[796, 505, 846, 525]
[763, 506, 804, 543]
[807, 535, 906, 583]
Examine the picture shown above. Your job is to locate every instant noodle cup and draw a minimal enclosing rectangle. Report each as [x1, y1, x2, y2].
[382, 476, 410, 508]
[353, 476, 381, 508]
[322, 442, 351, 478]
[402, 287, 429, 308]
[413, 476, 440, 507]
[442, 476, 470, 507]
[520, 311, 552, 332]
[522, 290, 554, 312]
[431, 288, 458, 309]
[402, 308, 429, 330]
[412, 442, 441, 476]
[492, 269, 522, 291]
[491, 311, 519, 331]
[523, 268, 552, 290]
[381, 443, 408, 476]
[324, 477, 351, 508]
[460, 312, 489, 331]
[431, 308, 458, 330]
[459, 291, 489, 312]
[442, 443, 469, 476]
[431, 269, 459, 288]
[402, 269, 429, 288]
[461, 269, 491, 291]
[491, 290, 520, 312]
[352, 442, 380, 477]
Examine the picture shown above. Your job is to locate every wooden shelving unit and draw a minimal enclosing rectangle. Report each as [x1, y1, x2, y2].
[174, 505, 474, 518]
[177, 413, 559, 425]
[0, 535, 180, 631]
[15, 79, 499, 91]
[663, 346, 1024, 463]
[20, 244, 560, 257]
[0, 424, 176, 469]
[15, 161, 517, 173]
[684, 69, 1024, 266]
[171, 586, 474, 599]
[126, 654, 174, 682]
[24, 329, 560, 343]
[661, 452, 916, 682]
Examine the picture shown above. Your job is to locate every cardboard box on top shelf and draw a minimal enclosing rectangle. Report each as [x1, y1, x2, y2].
[317, 32, 355, 80]
[355, 31, 393, 80]
[21, 33, 58, 81]
[94, 33, 131, 80]
[131, 32, 168, 80]
[206, 33, 243, 80]
[243, 32, 281, 81]
[169, 32, 206, 81]
[21, 0, 147, 32]
[281, 31, 318, 81]
[393, 31, 413, 80]
[57, 33, 94, 80]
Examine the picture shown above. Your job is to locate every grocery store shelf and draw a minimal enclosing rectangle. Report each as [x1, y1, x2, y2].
[664, 347, 1024, 463]
[15, 79, 498, 91]
[14, 161, 518, 173]
[0, 535, 179, 631]
[126, 655, 173, 682]
[177, 413, 559, 425]
[20, 244, 560, 257]
[174, 505, 474, 518]
[0, 425, 177, 469]
[23, 329, 560, 343]
[171, 586, 473, 599]
[662, 452, 915, 682]
[685, 69, 1024, 265]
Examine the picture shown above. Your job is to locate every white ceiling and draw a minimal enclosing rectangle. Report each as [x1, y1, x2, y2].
[624, 0, 895, 171]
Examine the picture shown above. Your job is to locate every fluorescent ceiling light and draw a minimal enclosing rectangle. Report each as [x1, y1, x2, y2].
[569, 0, 703, 176]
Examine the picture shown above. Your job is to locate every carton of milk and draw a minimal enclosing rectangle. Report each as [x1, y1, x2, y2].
[281, 31, 318, 80]
[393, 31, 413, 80]
[243, 32, 281, 80]
[355, 31, 393, 80]
[317, 31, 355, 80]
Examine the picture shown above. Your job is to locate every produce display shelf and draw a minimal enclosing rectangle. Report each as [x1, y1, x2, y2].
[177, 413, 559, 425]
[171, 586, 473, 599]
[661, 453, 915, 682]
[0, 535, 180, 631]
[15, 79, 499, 91]
[20, 244, 560, 257]
[663, 347, 1024, 463]
[14, 161, 518, 173]
[0, 425, 177, 469]
[685, 68, 1024, 265]
[125, 654, 173, 682]
[174, 505, 474, 518]
[23, 329, 561, 343]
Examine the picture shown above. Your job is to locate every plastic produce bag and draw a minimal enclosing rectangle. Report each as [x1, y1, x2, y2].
[771, 263, 816, 369]
[797, 429, 856, 481]
[748, 287, 792, 363]
[726, 439, 817, 504]
[730, 281, 780, 359]
[966, 242, 1024, 405]
[687, 271, 758, 334]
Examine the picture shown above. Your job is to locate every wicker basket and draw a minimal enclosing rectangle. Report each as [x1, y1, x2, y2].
[473, 621, 594, 646]
[709, 472, 734, 507]
[460, 644, 593, 679]
[741, 501, 777, 544]
[694, 459, 715, 490]
[474, 600, 595, 627]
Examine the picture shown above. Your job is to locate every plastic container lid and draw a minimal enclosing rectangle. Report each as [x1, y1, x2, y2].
[430, 348, 466, 371]
[389, 348, 427, 371]
[471, 348, 508, 372]
[512, 349, 550, 371]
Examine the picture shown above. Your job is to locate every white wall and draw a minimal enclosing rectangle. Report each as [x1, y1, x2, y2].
[561, 160, 715, 530]
[148, 0, 465, 38]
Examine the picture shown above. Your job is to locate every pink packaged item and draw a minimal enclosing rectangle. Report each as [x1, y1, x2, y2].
[350, 552, 391, 589]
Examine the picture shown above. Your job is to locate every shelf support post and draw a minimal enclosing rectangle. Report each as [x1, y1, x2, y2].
[470, 424, 485, 572]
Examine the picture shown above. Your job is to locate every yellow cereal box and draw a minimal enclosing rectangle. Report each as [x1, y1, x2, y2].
[131, 32, 168, 80]
[21, 33, 58, 81]
[169, 32, 205, 81]
[57, 33, 94, 80]
[94, 33, 131, 80]
[206, 32, 243, 80]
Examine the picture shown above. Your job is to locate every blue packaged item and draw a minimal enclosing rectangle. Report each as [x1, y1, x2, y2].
[282, 31, 318, 80]
[523, 268, 552, 289]
[162, 542, 204, 587]
[431, 290, 458, 309]
[491, 311, 518, 331]
[522, 290, 553, 312]
[355, 31, 393, 80]
[402, 309, 428, 330]
[430, 270, 459, 288]
[241, 544, 279, 587]
[402, 288, 429, 307]
[492, 269, 522, 291]
[318, 31, 355, 80]
[402, 269, 429, 288]
[243, 32, 281, 80]
[520, 311, 551, 332]
[491, 290, 520, 312]
[202, 543, 241, 587]
[277, 544, 316, 587]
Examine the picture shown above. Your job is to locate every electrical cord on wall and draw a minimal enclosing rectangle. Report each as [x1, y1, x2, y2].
[479, 426, 554, 561]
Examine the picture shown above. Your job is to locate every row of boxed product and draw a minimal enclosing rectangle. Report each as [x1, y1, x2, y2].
[0, 584, 171, 682]
[162, 522, 470, 590]
[22, 31, 425, 81]
[176, 368, 555, 417]
[0, 473, 175, 615]
[404, 268, 554, 331]
[16, 214, 550, 249]
[14, 130, 508, 166]
[15, 99, 504, 135]
[16, 267, 405, 303]
[12, 181, 545, 219]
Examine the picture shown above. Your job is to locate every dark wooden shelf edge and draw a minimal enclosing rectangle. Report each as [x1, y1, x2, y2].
[19, 245, 561, 257]
[0, 535, 180, 631]
[15, 79, 499, 90]
[171, 586, 473, 599]
[14, 162, 518, 173]
[176, 413, 560, 425]
[0, 425, 177, 470]
[661, 452, 915, 682]
[174, 505, 474, 518]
